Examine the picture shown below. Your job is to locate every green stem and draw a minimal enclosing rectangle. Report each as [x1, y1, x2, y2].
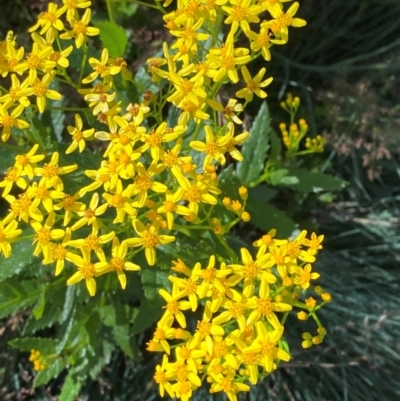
[46, 106, 90, 112]
[78, 45, 89, 89]
[106, 0, 115, 23]
[0, 142, 28, 152]
[174, 224, 211, 230]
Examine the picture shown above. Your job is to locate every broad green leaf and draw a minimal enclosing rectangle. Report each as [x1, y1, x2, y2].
[113, 325, 137, 359]
[269, 128, 282, 164]
[246, 198, 296, 237]
[0, 239, 39, 282]
[34, 359, 65, 388]
[56, 309, 76, 353]
[100, 303, 129, 327]
[141, 267, 170, 304]
[60, 286, 76, 323]
[134, 64, 160, 94]
[270, 168, 299, 186]
[93, 21, 128, 58]
[0, 148, 17, 173]
[248, 185, 277, 203]
[286, 167, 347, 193]
[131, 298, 163, 336]
[59, 372, 83, 401]
[237, 102, 271, 185]
[9, 337, 59, 354]
[27, 114, 52, 151]
[219, 164, 242, 199]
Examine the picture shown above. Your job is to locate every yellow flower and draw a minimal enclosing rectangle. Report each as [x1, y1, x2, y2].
[15, 43, 55, 85]
[207, 98, 244, 124]
[96, 237, 140, 289]
[68, 228, 115, 261]
[60, 0, 92, 22]
[102, 180, 137, 223]
[31, 211, 65, 260]
[14, 144, 45, 180]
[82, 48, 122, 84]
[31, 72, 62, 113]
[0, 74, 33, 109]
[71, 192, 108, 231]
[53, 192, 85, 226]
[124, 162, 167, 208]
[2, 41, 24, 78]
[0, 166, 28, 197]
[159, 285, 191, 328]
[302, 232, 324, 254]
[43, 227, 74, 276]
[246, 280, 292, 327]
[28, 2, 64, 36]
[222, 124, 249, 162]
[236, 66, 273, 102]
[157, 190, 192, 230]
[34, 152, 77, 190]
[66, 248, 108, 296]
[84, 87, 116, 116]
[209, 369, 250, 401]
[228, 247, 276, 297]
[125, 219, 175, 266]
[60, 9, 100, 48]
[27, 181, 65, 214]
[264, 1, 306, 42]
[243, 321, 290, 372]
[66, 113, 95, 154]
[207, 43, 251, 83]
[4, 192, 43, 223]
[154, 355, 175, 398]
[190, 124, 233, 169]
[0, 219, 22, 258]
[293, 263, 320, 289]
[222, 0, 263, 36]
[0, 104, 30, 142]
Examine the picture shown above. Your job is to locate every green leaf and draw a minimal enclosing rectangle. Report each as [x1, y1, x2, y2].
[248, 185, 277, 203]
[141, 267, 170, 304]
[27, 114, 52, 151]
[113, 325, 137, 359]
[219, 164, 242, 199]
[93, 21, 128, 57]
[0, 148, 17, 173]
[237, 102, 271, 185]
[0, 239, 39, 282]
[270, 168, 299, 186]
[131, 298, 162, 336]
[42, 80, 65, 142]
[32, 290, 46, 320]
[0, 277, 44, 319]
[34, 359, 65, 388]
[134, 64, 160, 94]
[269, 128, 282, 164]
[246, 198, 296, 237]
[59, 372, 83, 401]
[9, 337, 59, 354]
[99, 303, 129, 327]
[286, 167, 347, 193]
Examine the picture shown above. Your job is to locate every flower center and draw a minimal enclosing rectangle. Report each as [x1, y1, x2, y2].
[247, 80, 258, 91]
[35, 227, 51, 245]
[135, 173, 152, 192]
[142, 231, 160, 248]
[52, 244, 67, 260]
[110, 256, 124, 271]
[243, 261, 259, 279]
[184, 185, 202, 203]
[79, 262, 95, 278]
[84, 234, 100, 250]
[33, 81, 47, 97]
[163, 200, 176, 212]
[73, 21, 87, 35]
[197, 320, 211, 336]
[256, 298, 273, 316]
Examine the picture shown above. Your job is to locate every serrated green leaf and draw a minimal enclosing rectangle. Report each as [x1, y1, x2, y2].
[248, 185, 277, 203]
[60, 286, 76, 323]
[113, 325, 137, 359]
[32, 290, 46, 320]
[34, 359, 65, 388]
[100, 303, 129, 327]
[0, 277, 45, 319]
[93, 21, 128, 58]
[237, 102, 271, 185]
[0, 239, 39, 282]
[59, 372, 84, 401]
[286, 167, 347, 193]
[9, 337, 59, 354]
[246, 198, 296, 237]
[218, 164, 242, 199]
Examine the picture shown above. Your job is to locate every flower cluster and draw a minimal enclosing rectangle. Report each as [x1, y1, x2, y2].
[148, 230, 329, 401]
[0, 0, 331, 399]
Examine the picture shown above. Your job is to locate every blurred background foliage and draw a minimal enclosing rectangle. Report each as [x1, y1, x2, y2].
[1, 0, 400, 400]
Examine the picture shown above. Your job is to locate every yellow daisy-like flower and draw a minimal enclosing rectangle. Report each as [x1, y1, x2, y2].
[4, 192, 43, 223]
[60, 9, 100, 49]
[82, 48, 121, 84]
[222, 0, 263, 36]
[14, 144, 45, 180]
[0, 74, 33, 109]
[60, 0, 92, 22]
[0, 219, 22, 258]
[31, 211, 65, 261]
[96, 237, 140, 289]
[28, 2, 64, 36]
[293, 263, 320, 289]
[71, 192, 108, 231]
[236, 66, 273, 102]
[34, 151, 77, 190]
[157, 190, 192, 230]
[0, 104, 30, 142]
[190, 124, 233, 169]
[66, 113, 95, 154]
[0, 166, 28, 197]
[66, 248, 108, 296]
[125, 219, 175, 266]
[31, 71, 62, 113]
[158, 285, 191, 328]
